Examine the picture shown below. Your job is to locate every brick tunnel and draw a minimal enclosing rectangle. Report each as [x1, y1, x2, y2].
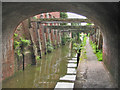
[2, 2, 119, 87]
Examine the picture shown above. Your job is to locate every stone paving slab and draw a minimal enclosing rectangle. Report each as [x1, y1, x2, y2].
[72, 58, 77, 60]
[67, 63, 77, 68]
[60, 75, 76, 81]
[67, 68, 76, 74]
[55, 82, 74, 89]
[68, 60, 77, 63]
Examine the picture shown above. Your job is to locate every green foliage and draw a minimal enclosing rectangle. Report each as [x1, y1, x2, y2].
[14, 41, 20, 49]
[61, 34, 71, 45]
[96, 50, 103, 61]
[60, 12, 68, 26]
[72, 32, 77, 38]
[66, 36, 71, 42]
[76, 33, 80, 41]
[73, 33, 87, 53]
[46, 39, 53, 53]
[71, 23, 80, 26]
[89, 40, 96, 53]
[79, 47, 87, 61]
[20, 37, 31, 48]
[47, 46, 54, 52]
[61, 33, 70, 45]
[81, 36, 87, 47]
[14, 33, 18, 37]
[60, 12, 68, 18]
[36, 56, 40, 61]
[70, 38, 74, 42]
[88, 33, 90, 37]
[73, 43, 82, 53]
[16, 49, 21, 56]
[90, 40, 103, 61]
[86, 23, 92, 26]
[32, 16, 37, 20]
[14, 34, 31, 57]
[61, 36, 66, 45]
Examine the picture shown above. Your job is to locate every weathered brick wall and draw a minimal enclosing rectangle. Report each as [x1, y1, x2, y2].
[2, 37, 14, 80]
[2, 12, 61, 80]
[49, 12, 60, 18]
[2, 19, 34, 80]
[14, 19, 33, 71]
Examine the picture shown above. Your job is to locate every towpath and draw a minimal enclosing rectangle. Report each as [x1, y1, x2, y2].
[74, 38, 116, 88]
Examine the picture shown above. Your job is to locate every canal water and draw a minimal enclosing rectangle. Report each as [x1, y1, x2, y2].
[2, 43, 76, 88]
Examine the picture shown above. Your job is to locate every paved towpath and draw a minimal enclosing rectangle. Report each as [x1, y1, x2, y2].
[74, 38, 116, 88]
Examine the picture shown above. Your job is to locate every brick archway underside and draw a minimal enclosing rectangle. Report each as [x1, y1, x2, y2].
[2, 2, 119, 87]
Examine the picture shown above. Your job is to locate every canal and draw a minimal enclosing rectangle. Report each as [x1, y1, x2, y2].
[2, 43, 76, 88]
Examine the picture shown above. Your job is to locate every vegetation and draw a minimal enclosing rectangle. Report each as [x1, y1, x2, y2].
[60, 12, 68, 19]
[73, 43, 81, 53]
[71, 23, 80, 26]
[14, 34, 30, 57]
[90, 40, 103, 61]
[89, 40, 97, 53]
[36, 56, 41, 61]
[46, 39, 54, 53]
[96, 50, 103, 61]
[80, 47, 87, 61]
[86, 23, 93, 26]
[60, 12, 68, 26]
[61, 36, 66, 45]
[82, 34, 87, 47]
[72, 33, 87, 67]
[73, 33, 87, 53]
[61, 33, 71, 45]
[66, 36, 71, 42]
[14, 33, 31, 70]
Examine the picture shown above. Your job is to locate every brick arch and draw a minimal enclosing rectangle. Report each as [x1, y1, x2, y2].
[2, 2, 119, 86]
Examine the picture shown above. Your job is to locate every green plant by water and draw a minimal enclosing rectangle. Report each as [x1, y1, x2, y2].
[46, 39, 54, 53]
[73, 33, 87, 53]
[14, 33, 31, 57]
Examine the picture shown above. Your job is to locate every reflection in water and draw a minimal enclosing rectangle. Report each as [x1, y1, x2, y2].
[2, 43, 75, 88]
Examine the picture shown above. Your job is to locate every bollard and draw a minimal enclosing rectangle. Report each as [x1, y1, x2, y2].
[77, 49, 81, 67]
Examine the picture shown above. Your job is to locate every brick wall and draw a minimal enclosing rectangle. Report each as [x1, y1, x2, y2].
[2, 37, 14, 80]
[2, 12, 61, 80]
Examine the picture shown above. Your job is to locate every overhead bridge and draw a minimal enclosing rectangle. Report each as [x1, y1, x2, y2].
[31, 18, 92, 23]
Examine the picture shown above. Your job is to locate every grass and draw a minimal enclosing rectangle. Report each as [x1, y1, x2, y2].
[96, 50, 103, 61]
[79, 46, 87, 61]
[89, 39, 103, 61]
